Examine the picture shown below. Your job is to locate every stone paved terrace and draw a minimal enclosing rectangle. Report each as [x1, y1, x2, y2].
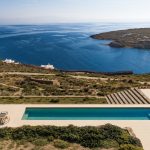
[0, 104, 150, 150]
[141, 89, 150, 100]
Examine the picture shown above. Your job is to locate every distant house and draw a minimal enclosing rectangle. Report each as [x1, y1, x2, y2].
[3, 59, 19, 65]
[41, 64, 55, 70]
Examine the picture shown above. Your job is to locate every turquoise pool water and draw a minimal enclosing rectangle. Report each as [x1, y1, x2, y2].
[22, 108, 150, 120]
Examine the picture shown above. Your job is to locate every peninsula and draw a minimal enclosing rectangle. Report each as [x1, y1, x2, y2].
[91, 28, 150, 49]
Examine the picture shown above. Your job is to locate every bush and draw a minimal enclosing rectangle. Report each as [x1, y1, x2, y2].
[0, 124, 143, 149]
[0, 127, 12, 139]
[53, 139, 70, 149]
[83, 97, 89, 102]
[101, 139, 119, 149]
[47, 136, 54, 142]
[128, 137, 143, 147]
[11, 126, 39, 140]
[97, 92, 105, 96]
[32, 139, 49, 146]
[99, 123, 123, 139]
[119, 144, 144, 150]
[61, 133, 80, 143]
[80, 133, 102, 148]
[50, 99, 60, 103]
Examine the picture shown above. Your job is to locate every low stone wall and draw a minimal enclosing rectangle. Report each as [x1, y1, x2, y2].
[60, 70, 133, 75]
[29, 77, 53, 84]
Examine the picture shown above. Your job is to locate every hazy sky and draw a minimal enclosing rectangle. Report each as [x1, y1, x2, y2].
[0, 0, 150, 24]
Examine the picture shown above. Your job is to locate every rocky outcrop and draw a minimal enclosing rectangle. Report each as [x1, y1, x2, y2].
[135, 40, 150, 49]
[109, 41, 124, 48]
[91, 28, 150, 49]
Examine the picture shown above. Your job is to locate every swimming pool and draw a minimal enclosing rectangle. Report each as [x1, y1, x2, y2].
[22, 107, 150, 120]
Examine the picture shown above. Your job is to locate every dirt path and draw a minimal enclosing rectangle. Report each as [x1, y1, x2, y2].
[70, 75, 109, 81]
[0, 72, 55, 76]
[0, 72, 110, 81]
[0, 83, 20, 89]
[0, 95, 105, 98]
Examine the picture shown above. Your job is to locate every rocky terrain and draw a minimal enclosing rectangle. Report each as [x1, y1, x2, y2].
[1, 60, 150, 104]
[91, 28, 150, 49]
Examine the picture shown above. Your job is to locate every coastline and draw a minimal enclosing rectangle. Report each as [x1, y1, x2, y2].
[91, 28, 150, 49]
[1, 60, 134, 75]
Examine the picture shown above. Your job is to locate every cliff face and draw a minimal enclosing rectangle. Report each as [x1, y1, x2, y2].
[91, 28, 150, 49]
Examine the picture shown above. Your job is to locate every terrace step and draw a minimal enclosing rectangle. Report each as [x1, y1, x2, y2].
[127, 89, 144, 104]
[134, 88, 150, 104]
[119, 91, 132, 104]
[113, 93, 124, 104]
[105, 96, 112, 104]
[106, 88, 150, 104]
[117, 92, 129, 104]
[123, 90, 138, 104]
[130, 89, 148, 104]
[110, 94, 119, 104]
[106, 95, 116, 104]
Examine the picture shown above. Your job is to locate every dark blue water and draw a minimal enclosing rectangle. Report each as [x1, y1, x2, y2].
[1, 23, 150, 73]
[22, 107, 150, 120]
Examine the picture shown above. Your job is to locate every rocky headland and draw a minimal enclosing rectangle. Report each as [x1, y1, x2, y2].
[91, 28, 150, 49]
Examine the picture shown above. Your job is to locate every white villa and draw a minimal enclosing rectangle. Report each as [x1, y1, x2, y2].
[3, 59, 19, 65]
[41, 64, 55, 70]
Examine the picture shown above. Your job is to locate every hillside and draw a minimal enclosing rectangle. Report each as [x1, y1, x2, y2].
[91, 28, 150, 49]
[1, 61, 150, 104]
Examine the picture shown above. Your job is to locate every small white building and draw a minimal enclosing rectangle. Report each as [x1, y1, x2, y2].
[41, 64, 55, 70]
[3, 59, 19, 65]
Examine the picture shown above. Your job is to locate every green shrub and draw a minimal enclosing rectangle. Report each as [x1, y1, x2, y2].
[80, 133, 102, 148]
[61, 133, 80, 143]
[101, 139, 119, 149]
[128, 137, 143, 147]
[53, 139, 70, 149]
[16, 139, 27, 146]
[12, 126, 38, 140]
[50, 99, 60, 103]
[97, 92, 105, 96]
[0, 124, 143, 149]
[118, 131, 142, 147]
[0, 127, 12, 139]
[47, 136, 54, 142]
[99, 123, 123, 139]
[119, 144, 144, 150]
[83, 97, 89, 102]
[32, 139, 49, 146]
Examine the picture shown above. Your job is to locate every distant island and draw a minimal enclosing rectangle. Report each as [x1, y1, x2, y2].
[91, 28, 150, 49]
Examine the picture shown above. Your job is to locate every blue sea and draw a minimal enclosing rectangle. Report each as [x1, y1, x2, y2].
[1, 22, 150, 74]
